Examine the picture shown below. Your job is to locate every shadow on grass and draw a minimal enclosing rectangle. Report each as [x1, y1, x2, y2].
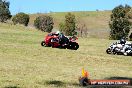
[37, 80, 80, 87]
[37, 80, 65, 87]
[45, 80, 64, 87]
[37, 79, 132, 88]
[4, 86, 20, 88]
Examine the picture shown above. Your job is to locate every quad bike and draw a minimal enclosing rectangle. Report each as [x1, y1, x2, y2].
[106, 42, 132, 56]
[41, 32, 79, 50]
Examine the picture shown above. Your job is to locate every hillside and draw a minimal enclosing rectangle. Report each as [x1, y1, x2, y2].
[29, 11, 111, 38]
[29, 11, 111, 29]
[0, 23, 132, 88]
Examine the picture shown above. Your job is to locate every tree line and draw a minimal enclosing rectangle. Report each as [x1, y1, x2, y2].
[0, 0, 132, 40]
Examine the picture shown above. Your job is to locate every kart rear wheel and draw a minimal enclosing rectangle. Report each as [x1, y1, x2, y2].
[73, 43, 79, 50]
[113, 51, 117, 55]
[106, 48, 111, 54]
[41, 41, 46, 47]
[67, 42, 79, 50]
[113, 47, 118, 55]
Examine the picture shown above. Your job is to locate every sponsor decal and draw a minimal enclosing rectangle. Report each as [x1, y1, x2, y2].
[90, 80, 130, 85]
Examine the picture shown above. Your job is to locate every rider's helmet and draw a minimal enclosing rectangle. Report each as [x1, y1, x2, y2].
[55, 31, 61, 35]
[120, 37, 126, 44]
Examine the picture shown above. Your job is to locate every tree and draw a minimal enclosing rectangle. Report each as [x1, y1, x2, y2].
[59, 22, 65, 32]
[12, 12, 30, 26]
[34, 15, 54, 32]
[0, 0, 11, 22]
[65, 13, 76, 36]
[109, 5, 132, 40]
[59, 13, 77, 36]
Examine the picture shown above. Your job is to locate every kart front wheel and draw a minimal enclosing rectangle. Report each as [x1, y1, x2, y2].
[41, 41, 46, 47]
[106, 48, 111, 54]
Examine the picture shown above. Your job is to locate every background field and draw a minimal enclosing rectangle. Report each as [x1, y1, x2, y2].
[29, 11, 111, 29]
[0, 23, 132, 88]
[29, 11, 132, 39]
[29, 11, 111, 39]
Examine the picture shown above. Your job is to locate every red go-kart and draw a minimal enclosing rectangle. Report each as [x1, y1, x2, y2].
[41, 32, 79, 50]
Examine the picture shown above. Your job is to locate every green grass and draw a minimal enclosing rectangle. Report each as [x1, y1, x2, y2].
[0, 23, 132, 88]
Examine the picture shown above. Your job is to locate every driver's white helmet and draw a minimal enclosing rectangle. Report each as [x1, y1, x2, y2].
[55, 31, 60, 35]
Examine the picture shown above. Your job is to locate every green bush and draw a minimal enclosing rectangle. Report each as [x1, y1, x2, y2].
[0, 0, 12, 22]
[59, 13, 77, 36]
[34, 15, 54, 32]
[12, 12, 30, 26]
[109, 5, 132, 40]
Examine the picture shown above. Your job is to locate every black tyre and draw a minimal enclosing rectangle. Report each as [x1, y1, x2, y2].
[106, 48, 111, 54]
[112, 47, 118, 55]
[73, 43, 79, 50]
[41, 41, 46, 46]
[113, 51, 117, 55]
[67, 42, 79, 50]
[67, 43, 72, 49]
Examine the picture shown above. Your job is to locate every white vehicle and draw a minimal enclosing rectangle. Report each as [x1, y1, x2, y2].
[106, 41, 132, 56]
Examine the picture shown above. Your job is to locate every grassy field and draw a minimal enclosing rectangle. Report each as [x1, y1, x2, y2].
[0, 23, 132, 88]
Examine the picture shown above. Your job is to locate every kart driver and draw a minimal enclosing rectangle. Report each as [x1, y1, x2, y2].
[119, 38, 131, 53]
[119, 38, 126, 45]
[55, 31, 69, 46]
